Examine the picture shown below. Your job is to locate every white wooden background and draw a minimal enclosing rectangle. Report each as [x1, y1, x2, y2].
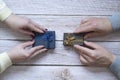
[0, 0, 120, 80]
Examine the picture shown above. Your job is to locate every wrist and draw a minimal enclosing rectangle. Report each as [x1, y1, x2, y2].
[104, 17, 113, 33]
[110, 55, 116, 65]
[7, 51, 14, 63]
[3, 13, 14, 28]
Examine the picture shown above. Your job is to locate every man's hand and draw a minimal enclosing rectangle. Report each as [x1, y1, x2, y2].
[74, 41, 116, 67]
[74, 17, 112, 39]
[4, 14, 47, 36]
[7, 41, 47, 63]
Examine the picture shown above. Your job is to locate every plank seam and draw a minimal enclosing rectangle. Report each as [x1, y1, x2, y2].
[15, 14, 112, 16]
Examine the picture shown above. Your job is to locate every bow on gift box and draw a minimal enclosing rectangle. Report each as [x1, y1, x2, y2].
[41, 32, 54, 42]
[33, 31, 55, 49]
[64, 33, 84, 46]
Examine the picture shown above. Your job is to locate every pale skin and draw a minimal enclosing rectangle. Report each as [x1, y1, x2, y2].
[7, 41, 47, 63]
[4, 14, 47, 36]
[2, 14, 116, 65]
[74, 17, 112, 38]
[74, 17, 116, 67]
[2, 14, 48, 63]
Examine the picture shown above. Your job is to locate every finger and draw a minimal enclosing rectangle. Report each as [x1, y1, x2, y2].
[19, 29, 34, 36]
[80, 55, 89, 65]
[81, 18, 89, 24]
[81, 54, 94, 64]
[74, 23, 93, 33]
[29, 46, 45, 55]
[84, 32, 99, 39]
[21, 41, 34, 48]
[30, 48, 47, 59]
[32, 21, 46, 31]
[74, 45, 93, 56]
[28, 23, 44, 33]
[84, 41, 100, 49]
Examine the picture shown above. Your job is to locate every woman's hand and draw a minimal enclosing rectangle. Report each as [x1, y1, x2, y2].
[7, 41, 47, 63]
[4, 14, 47, 36]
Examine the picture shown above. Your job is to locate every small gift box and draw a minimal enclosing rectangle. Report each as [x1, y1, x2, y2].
[33, 31, 55, 49]
[63, 33, 84, 46]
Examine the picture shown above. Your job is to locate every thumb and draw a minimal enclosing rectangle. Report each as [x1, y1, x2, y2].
[74, 25, 93, 34]
[74, 45, 92, 57]
[74, 42, 98, 58]
[84, 41, 100, 49]
[21, 41, 34, 48]
[84, 32, 99, 39]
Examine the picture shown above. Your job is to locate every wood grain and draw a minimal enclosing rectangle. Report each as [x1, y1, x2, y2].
[0, 66, 117, 80]
[4, 0, 120, 15]
[0, 15, 120, 41]
[0, 40, 119, 65]
[0, 0, 120, 79]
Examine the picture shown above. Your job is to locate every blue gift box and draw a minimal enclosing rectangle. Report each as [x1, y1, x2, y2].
[33, 31, 55, 49]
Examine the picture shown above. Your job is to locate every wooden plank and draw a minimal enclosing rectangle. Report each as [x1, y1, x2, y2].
[0, 15, 120, 41]
[4, 0, 120, 15]
[0, 40, 119, 65]
[0, 66, 117, 80]
[1, 0, 118, 79]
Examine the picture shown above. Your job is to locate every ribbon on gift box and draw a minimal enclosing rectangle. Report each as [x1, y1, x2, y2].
[42, 32, 54, 42]
[64, 33, 83, 46]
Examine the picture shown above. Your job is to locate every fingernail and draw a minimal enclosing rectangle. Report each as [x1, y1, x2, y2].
[40, 45, 43, 47]
[31, 40, 35, 43]
[73, 45, 78, 47]
[44, 29, 48, 32]
[45, 49, 48, 50]
[84, 36, 88, 39]
[31, 35, 34, 38]
[44, 49, 48, 52]
[32, 40, 35, 42]
[84, 41, 89, 44]
[45, 28, 48, 30]
[41, 31, 44, 33]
